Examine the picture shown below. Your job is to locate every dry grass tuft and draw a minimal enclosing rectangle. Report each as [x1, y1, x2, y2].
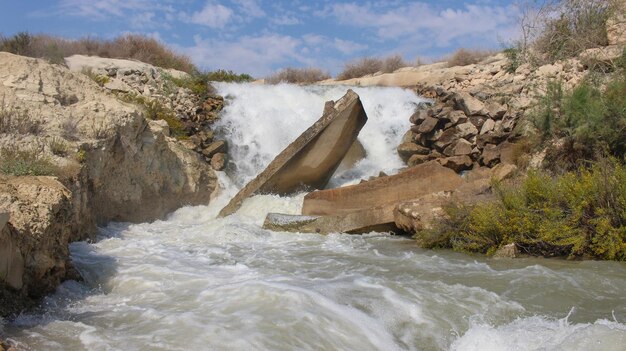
[266, 67, 331, 84]
[446, 48, 495, 67]
[336, 54, 409, 80]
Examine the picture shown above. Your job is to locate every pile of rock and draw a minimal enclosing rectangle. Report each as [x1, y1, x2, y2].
[398, 89, 517, 173]
[64, 55, 227, 170]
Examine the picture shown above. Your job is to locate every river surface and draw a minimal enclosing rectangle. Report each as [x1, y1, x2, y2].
[3, 84, 626, 351]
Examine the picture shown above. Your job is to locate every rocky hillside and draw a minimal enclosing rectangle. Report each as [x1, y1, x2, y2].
[0, 52, 220, 316]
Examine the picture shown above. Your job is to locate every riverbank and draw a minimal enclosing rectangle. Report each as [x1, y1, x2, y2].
[0, 52, 223, 318]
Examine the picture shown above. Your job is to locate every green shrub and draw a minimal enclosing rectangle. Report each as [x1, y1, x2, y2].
[81, 68, 109, 87]
[0, 32, 33, 56]
[49, 137, 69, 156]
[503, 47, 522, 73]
[0, 146, 58, 176]
[205, 69, 253, 83]
[534, 74, 626, 170]
[418, 160, 626, 260]
[119, 93, 187, 139]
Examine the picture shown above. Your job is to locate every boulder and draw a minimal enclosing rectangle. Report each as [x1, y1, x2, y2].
[456, 92, 487, 116]
[493, 243, 520, 258]
[607, 3, 626, 46]
[202, 140, 227, 158]
[409, 109, 431, 124]
[444, 139, 473, 156]
[447, 110, 468, 125]
[219, 89, 368, 217]
[481, 144, 501, 167]
[417, 116, 439, 133]
[397, 142, 429, 162]
[480, 119, 496, 135]
[302, 161, 463, 216]
[408, 154, 430, 167]
[438, 155, 473, 172]
[210, 153, 226, 171]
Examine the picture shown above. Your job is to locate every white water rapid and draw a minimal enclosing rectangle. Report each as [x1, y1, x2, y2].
[3, 84, 626, 351]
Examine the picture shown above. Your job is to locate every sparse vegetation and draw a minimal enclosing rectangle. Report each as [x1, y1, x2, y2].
[119, 93, 187, 139]
[0, 101, 43, 135]
[533, 74, 626, 171]
[266, 67, 331, 84]
[336, 54, 409, 80]
[0, 32, 196, 72]
[82, 67, 109, 87]
[59, 114, 83, 141]
[205, 69, 253, 83]
[446, 48, 495, 68]
[0, 145, 58, 176]
[416, 159, 626, 260]
[49, 137, 69, 157]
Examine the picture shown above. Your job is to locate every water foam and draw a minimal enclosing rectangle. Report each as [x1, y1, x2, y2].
[213, 83, 425, 187]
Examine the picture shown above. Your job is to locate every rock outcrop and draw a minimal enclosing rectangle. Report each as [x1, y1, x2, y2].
[219, 89, 368, 217]
[64, 55, 227, 169]
[0, 52, 218, 316]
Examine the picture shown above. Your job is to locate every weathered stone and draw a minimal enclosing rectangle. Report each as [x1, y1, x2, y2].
[485, 102, 507, 119]
[303, 161, 463, 216]
[0, 213, 24, 291]
[491, 163, 517, 182]
[579, 46, 625, 65]
[451, 139, 473, 156]
[499, 141, 517, 164]
[219, 90, 368, 217]
[438, 155, 473, 172]
[606, 2, 626, 46]
[477, 131, 507, 149]
[408, 154, 430, 167]
[469, 115, 487, 128]
[210, 153, 226, 171]
[480, 119, 496, 135]
[263, 207, 399, 234]
[417, 116, 439, 133]
[202, 140, 227, 158]
[433, 128, 458, 150]
[456, 122, 478, 139]
[447, 110, 468, 125]
[481, 144, 501, 167]
[493, 243, 520, 258]
[456, 92, 486, 116]
[409, 109, 431, 124]
[398, 142, 430, 162]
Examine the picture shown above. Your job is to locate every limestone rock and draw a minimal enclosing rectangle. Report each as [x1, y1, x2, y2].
[417, 116, 439, 133]
[481, 144, 501, 167]
[606, 2, 626, 46]
[397, 142, 429, 162]
[480, 119, 496, 135]
[219, 89, 368, 217]
[493, 243, 520, 258]
[438, 155, 473, 172]
[408, 154, 430, 167]
[491, 163, 517, 182]
[202, 140, 227, 158]
[211, 153, 226, 171]
[456, 92, 486, 116]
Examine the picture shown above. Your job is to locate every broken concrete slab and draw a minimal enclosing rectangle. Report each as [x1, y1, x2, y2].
[302, 160, 463, 216]
[219, 89, 368, 217]
[263, 205, 399, 234]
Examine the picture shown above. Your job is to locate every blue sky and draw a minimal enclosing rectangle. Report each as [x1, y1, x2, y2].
[0, 1, 521, 76]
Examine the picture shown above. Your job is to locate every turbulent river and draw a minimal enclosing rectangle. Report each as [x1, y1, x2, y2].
[3, 84, 626, 351]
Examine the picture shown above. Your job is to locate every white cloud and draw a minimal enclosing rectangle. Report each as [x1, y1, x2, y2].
[180, 34, 303, 76]
[233, 0, 265, 18]
[55, 0, 150, 20]
[333, 38, 367, 55]
[271, 15, 301, 26]
[327, 2, 519, 47]
[184, 2, 234, 28]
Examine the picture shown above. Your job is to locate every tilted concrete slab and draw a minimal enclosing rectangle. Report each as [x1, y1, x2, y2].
[302, 160, 464, 216]
[263, 205, 399, 234]
[219, 89, 368, 217]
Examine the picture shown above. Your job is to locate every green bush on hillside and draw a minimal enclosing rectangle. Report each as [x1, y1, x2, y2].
[119, 93, 187, 140]
[417, 160, 626, 260]
[0, 146, 59, 176]
[534, 74, 626, 170]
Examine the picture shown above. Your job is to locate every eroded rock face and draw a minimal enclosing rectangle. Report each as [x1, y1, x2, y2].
[219, 89, 368, 217]
[0, 53, 219, 316]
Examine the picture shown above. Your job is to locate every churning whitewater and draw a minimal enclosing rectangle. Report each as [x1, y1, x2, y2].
[4, 84, 626, 351]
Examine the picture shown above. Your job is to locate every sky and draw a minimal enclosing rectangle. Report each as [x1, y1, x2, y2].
[0, 0, 522, 77]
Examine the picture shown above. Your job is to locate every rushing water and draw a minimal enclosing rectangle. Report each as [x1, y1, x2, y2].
[3, 84, 626, 351]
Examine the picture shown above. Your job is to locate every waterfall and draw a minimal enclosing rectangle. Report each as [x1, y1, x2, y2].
[4, 83, 626, 351]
